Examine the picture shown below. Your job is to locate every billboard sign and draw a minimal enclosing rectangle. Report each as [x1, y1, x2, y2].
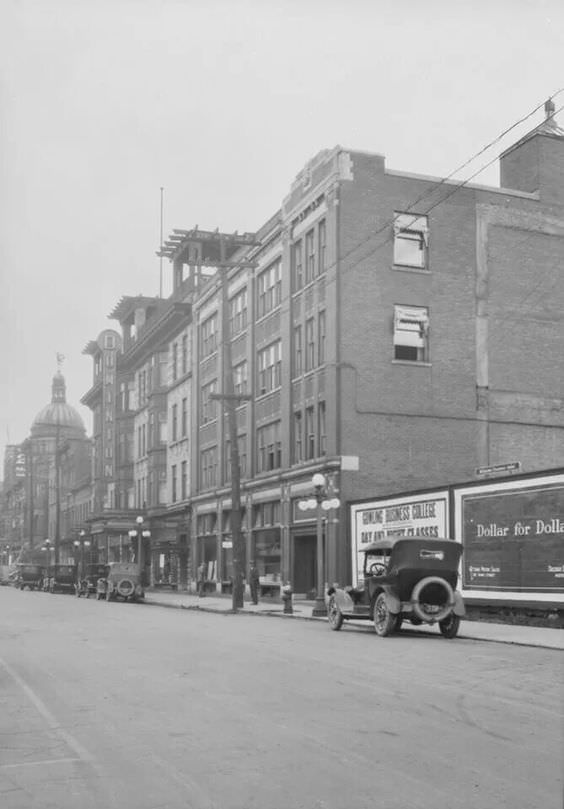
[455, 475, 564, 594]
[350, 491, 449, 587]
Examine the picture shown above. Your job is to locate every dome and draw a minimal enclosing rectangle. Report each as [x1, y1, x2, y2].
[31, 371, 86, 438]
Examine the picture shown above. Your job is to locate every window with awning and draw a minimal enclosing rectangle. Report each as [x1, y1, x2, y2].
[393, 305, 429, 362]
[393, 213, 429, 268]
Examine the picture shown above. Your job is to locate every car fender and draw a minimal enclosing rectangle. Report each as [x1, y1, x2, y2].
[453, 591, 465, 616]
[380, 589, 401, 615]
[328, 587, 355, 612]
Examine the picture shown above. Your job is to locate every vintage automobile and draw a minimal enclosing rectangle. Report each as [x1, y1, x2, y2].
[76, 563, 108, 598]
[102, 562, 145, 603]
[326, 537, 465, 638]
[44, 564, 78, 594]
[16, 563, 44, 591]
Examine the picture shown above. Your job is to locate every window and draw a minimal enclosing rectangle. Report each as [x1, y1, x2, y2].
[253, 501, 281, 527]
[305, 318, 315, 371]
[201, 380, 217, 424]
[292, 240, 303, 291]
[257, 421, 281, 472]
[393, 213, 428, 268]
[293, 411, 303, 463]
[318, 311, 326, 365]
[305, 229, 315, 283]
[200, 314, 218, 359]
[318, 401, 327, 455]
[257, 341, 281, 395]
[318, 219, 326, 275]
[181, 397, 188, 437]
[229, 288, 248, 336]
[200, 447, 217, 489]
[181, 460, 187, 500]
[305, 406, 315, 459]
[393, 305, 429, 362]
[172, 342, 178, 382]
[171, 465, 177, 503]
[172, 403, 178, 442]
[233, 362, 248, 397]
[181, 334, 188, 375]
[105, 334, 115, 349]
[293, 326, 303, 378]
[257, 260, 281, 318]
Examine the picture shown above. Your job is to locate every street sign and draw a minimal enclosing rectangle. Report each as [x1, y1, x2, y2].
[222, 541, 233, 549]
[475, 462, 521, 477]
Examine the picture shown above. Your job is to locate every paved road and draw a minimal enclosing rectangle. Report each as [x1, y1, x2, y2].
[0, 587, 562, 809]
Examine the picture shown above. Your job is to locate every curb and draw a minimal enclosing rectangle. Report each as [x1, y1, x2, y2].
[144, 598, 564, 648]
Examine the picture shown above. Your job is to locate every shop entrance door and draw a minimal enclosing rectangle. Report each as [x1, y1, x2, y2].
[293, 534, 316, 595]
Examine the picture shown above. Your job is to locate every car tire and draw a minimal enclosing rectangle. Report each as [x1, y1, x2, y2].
[411, 577, 454, 624]
[373, 592, 398, 637]
[327, 596, 344, 631]
[439, 613, 460, 639]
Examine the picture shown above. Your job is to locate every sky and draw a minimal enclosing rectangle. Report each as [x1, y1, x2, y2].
[1, 0, 563, 469]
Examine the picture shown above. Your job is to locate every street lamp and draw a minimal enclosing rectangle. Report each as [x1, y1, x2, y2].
[128, 516, 151, 586]
[298, 473, 341, 617]
[73, 530, 91, 579]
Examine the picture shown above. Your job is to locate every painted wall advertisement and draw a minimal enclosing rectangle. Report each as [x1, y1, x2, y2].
[456, 478, 564, 593]
[350, 492, 449, 586]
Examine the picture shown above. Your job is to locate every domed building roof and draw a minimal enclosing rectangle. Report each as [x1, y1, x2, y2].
[31, 371, 86, 438]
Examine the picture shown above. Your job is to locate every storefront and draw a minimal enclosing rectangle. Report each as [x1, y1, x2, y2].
[454, 473, 564, 601]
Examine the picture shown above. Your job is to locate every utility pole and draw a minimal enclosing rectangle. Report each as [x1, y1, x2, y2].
[210, 240, 252, 610]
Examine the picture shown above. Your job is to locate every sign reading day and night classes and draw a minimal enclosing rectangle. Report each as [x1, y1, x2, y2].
[458, 480, 564, 592]
[350, 492, 449, 587]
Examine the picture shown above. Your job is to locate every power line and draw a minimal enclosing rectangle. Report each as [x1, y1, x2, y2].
[336, 101, 564, 275]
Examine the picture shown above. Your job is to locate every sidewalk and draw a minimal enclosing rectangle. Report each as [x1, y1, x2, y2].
[144, 590, 564, 651]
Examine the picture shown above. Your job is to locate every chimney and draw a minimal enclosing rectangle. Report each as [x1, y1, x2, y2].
[499, 98, 564, 205]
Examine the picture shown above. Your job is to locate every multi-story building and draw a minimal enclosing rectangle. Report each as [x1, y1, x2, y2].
[155, 101, 563, 596]
[81, 328, 131, 562]
[75, 101, 563, 600]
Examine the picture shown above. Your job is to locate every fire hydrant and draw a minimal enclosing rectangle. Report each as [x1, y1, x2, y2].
[281, 583, 293, 614]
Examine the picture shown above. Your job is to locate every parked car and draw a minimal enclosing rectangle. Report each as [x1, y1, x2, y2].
[103, 562, 145, 603]
[44, 564, 78, 594]
[76, 563, 108, 598]
[326, 537, 465, 638]
[16, 563, 45, 591]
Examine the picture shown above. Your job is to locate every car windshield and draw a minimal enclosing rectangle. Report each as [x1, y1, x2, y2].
[364, 550, 391, 574]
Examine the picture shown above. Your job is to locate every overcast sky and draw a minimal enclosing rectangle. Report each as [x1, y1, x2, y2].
[1, 0, 563, 467]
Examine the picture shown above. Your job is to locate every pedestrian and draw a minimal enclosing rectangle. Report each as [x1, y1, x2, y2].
[197, 560, 207, 597]
[249, 560, 260, 605]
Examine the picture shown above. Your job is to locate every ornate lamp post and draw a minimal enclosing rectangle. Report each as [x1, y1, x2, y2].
[128, 516, 151, 586]
[73, 530, 91, 580]
[298, 473, 340, 617]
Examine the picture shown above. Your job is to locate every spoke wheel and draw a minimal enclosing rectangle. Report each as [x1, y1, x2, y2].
[327, 596, 344, 631]
[439, 612, 460, 639]
[373, 592, 398, 637]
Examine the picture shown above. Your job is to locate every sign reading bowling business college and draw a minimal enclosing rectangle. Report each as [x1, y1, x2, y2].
[455, 476, 564, 593]
[350, 491, 449, 587]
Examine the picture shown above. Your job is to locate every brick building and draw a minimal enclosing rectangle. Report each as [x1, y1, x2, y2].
[77, 101, 564, 597]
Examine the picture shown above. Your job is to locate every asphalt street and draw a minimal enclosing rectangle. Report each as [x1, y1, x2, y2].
[0, 586, 562, 809]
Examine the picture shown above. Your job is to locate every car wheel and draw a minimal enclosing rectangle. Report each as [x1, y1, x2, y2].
[439, 613, 460, 639]
[373, 592, 398, 637]
[327, 596, 344, 631]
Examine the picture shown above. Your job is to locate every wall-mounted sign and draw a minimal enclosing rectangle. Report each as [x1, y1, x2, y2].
[350, 491, 449, 586]
[475, 462, 521, 477]
[455, 476, 564, 594]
